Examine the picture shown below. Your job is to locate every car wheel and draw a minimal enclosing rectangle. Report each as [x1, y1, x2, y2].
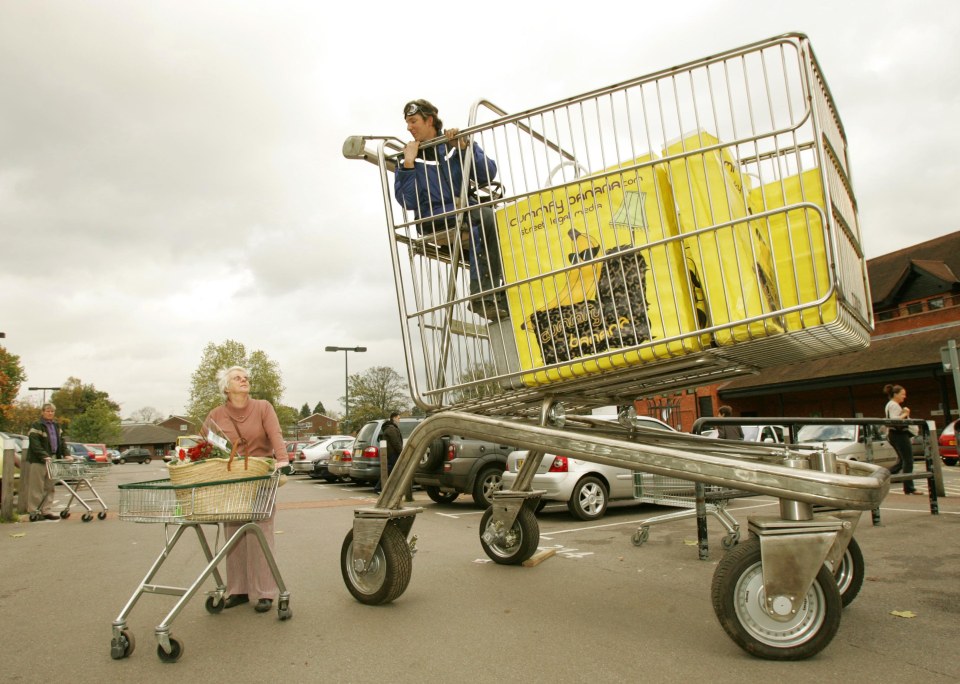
[944, 458, 958, 466]
[425, 486, 459, 504]
[472, 466, 504, 508]
[418, 438, 447, 471]
[118, 458, 126, 465]
[567, 476, 608, 521]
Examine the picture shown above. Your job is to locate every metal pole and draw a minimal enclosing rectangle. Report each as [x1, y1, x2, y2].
[949, 340, 960, 417]
[344, 351, 349, 426]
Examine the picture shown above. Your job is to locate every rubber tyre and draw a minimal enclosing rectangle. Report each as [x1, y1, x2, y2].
[567, 476, 609, 521]
[341, 524, 412, 605]
[711, 537, 841, 660]
[479, 506, 539, 565]
[944, 458, 958, 466]
[425, 486, 459, 504]
[157, 636, 184, 663]
[534, 499, 547, 514]
[118, 458, 126, 465]
[419, 438, 447, 471]
[832, 537, 865, 608]
[97, 511, 107, 520]
[321, 474, 340, 483]
[81, 513, 93, 522]
[59, 510, 69, 519]
[205, 595, 225, 614]
[110, 629, 136, 660]
[472, 466, 504, 508]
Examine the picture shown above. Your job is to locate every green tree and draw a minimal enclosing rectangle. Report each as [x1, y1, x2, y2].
[0, 346, 26, 431]
[6, 398, 39, 434]
[340, 366, 410, 432]
[69, 399, 122, 443]
[299, 402, 310, 419]
[186, 340, 286, 424]
[50, 377, 120, 432]
[312, 400, 326, 415]
[452, 362, 502, 404]
[276, 404, 301, 437]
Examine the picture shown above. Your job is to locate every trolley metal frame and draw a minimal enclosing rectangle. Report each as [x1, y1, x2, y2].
[110, 472, 291, 663]
[341, 33, 888, 660]
[31, 459, 110, 522]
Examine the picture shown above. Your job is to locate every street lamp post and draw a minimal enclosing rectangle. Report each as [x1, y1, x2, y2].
[28, 386, 61, 406]
[325, 346, 367, 428]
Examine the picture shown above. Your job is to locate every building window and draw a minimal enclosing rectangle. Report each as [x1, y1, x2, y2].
[877, 310, 895, 321]
[928, 297, 945, 310]
[906, 302, 923, 315]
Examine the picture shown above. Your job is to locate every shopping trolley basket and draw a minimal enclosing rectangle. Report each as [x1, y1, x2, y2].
[341, 33, 888, 661]
[110, 472, 291, 663]
[30, 459, 110, 522]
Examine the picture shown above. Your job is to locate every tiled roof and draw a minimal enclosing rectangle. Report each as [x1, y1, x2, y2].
[118, 424, 181, 446]
[867, 231, 960, 305]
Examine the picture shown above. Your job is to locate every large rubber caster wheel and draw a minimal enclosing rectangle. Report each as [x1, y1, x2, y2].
[81, 513, 93, 522]
[632, 527, 649, 547]
[479, 506, 539, 565]
[425, 486, 459, 504]
[205, 595, 224, 614]
[157, 636, 184, 663]
[278, 597, 293, 621]
[59, 510, 70, 519]
[97, 511, 107, 521]
[341, 524, 412, 605]
[711, 537, 841, 660]
[567, 476, 608, 521]
[110, 629, 136, 660]
[534, 499, 547, 514]
[831, 537, 864, 608]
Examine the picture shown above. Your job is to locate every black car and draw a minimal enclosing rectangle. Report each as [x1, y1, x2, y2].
[114, 447, 153, 465]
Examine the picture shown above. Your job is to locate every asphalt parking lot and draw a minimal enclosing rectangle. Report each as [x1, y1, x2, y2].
[2, 464, 958, 683]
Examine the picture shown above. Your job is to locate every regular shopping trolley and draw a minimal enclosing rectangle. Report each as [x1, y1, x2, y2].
[341, 33, 888, 660]
[30, 459, 110, 522]
[110, 472, 291, 663]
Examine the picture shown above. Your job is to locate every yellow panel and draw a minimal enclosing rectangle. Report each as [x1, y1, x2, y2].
[495, 155, 708, 387]
[664, 131, 783, 345]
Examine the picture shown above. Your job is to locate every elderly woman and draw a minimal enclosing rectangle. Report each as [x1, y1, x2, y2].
[205, 366, 289, 612]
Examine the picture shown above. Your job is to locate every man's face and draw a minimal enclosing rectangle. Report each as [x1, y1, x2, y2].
[42, 406, 55, 420]
[406, 113, 435, 142]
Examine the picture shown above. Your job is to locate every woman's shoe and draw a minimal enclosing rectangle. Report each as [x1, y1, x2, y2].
[255, 598, 273, 613]
[224, 594, 249, 608]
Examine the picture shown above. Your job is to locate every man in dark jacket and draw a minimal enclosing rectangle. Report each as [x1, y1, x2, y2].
[394, 99, 505, 317]
[26, 402, 67, 520]
[716, 405, 744, 440]
[374, 412, 404, 495]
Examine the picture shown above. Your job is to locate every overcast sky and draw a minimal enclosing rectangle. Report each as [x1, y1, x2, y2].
[2, 0, 957, 420]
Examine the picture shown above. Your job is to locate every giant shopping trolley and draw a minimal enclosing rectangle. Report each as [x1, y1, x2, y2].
[30, 459, 110, 522]
[341, 33, 888, 660]
[110, 472, 291, 663]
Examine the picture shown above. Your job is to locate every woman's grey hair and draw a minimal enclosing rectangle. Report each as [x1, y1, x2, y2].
[42, 402, 56, 411]
[217, 366, 250, 395]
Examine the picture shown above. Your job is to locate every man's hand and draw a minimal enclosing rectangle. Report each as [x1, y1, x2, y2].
[445, 128, 469, 150]
[403, 141, 419, 168]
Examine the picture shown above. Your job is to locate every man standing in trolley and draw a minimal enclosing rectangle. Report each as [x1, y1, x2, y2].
[394, 98, 505, 316]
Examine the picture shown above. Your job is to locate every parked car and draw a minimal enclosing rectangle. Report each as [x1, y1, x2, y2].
[284, 439, 321, 474]
[296, 435, 354, 477]
[312, 441, 355, 481]
[349, 418, 428, 484]
[327, 443, 354, 481]
[83, 443, 110, 463]
[107, 448, 122, 462]
[66, 442, 95, 462]
[115, 447, 153, 465]
[501, 415, 677, 521]
[699, 424, 785, 442]
[938, 419, 959, 466]
[415, 434, 517, 508]
[794, 423, 899, 470]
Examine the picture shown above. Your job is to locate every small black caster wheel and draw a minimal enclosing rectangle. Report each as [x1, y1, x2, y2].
[205, 595, 224, 614]
[721, 532, 740, 550]
[157, 636, 184, 663]
[278, 598, 292, 621]
[97, 511, 107, 520]
[59, 510, 70, 519]
[81, 513, 93, 522]
[110, 630, 136, 659]
[29, 512, 40, 522]
[632, 527, 649, 547]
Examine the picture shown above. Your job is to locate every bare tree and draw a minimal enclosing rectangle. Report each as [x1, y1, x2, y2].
[128, 406, 164, 423]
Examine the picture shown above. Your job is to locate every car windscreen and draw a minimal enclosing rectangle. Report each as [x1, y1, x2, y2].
[796, 424, 857, 443]
[355, 422, 378, 447]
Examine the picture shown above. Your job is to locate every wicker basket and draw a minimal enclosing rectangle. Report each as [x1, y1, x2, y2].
[167, 457, 274, 519]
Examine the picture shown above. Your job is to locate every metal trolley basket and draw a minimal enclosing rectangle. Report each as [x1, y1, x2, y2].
[31, 459, 111, 522]
[109, 472, 291, 663]
[341, 33, 888, 660]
